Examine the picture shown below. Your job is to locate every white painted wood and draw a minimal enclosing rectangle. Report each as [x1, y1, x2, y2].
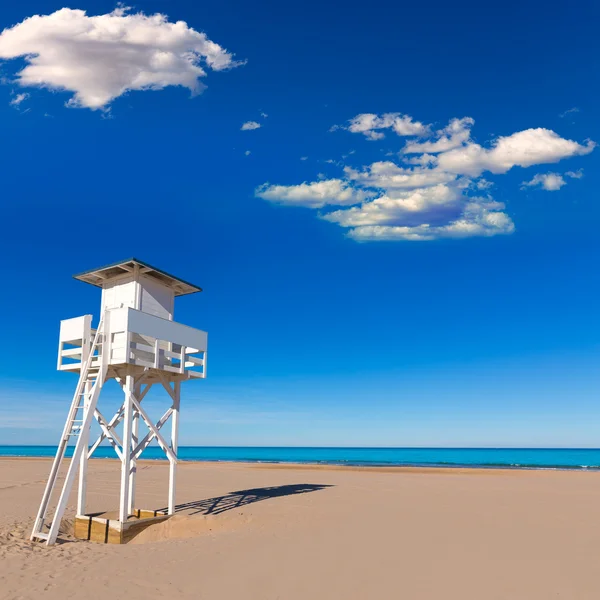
[32, 316, 108, 545]
[125, 308, 207, 352]
[128, 379, 140, 515]
[101, 274, 136, 313]
[45, 366, 105, 545]
[154, 338, 160, 369]
[93, 409, 124, 460]
[36, 259, 208, 545]
[132, 407, 173, 458]
[59, 314, 93, 344]
[76, 378, 92, 515]
[158, 373, 176, 401]
[140, 274, 174, 320]
[58, 308, 206, 376]
[133, 264, 142, 311]
[168, 381, 181, 515]
[126, 389, 177, 463]
[119, 370, 134, 523]
[87, 378, 151, 458]
[87, 405, 124, 458]
[179, 346, 186, 374]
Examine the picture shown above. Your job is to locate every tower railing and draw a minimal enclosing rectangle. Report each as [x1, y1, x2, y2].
[57, 307, 207, 378]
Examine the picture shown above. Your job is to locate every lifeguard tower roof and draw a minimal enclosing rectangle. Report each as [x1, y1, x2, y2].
[73, 257, 202, 296]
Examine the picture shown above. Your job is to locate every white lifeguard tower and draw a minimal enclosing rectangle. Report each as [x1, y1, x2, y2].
[31, 258, 208, 545]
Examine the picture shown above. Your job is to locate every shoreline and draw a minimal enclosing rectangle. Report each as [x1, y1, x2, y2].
[2, 455, 600, 475]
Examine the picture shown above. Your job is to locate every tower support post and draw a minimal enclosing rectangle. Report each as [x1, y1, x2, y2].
[168, 380, 181, 515]
[77, 379, 92, 515]
[128, 379, 141, 515]
[119, 369, 135, 522]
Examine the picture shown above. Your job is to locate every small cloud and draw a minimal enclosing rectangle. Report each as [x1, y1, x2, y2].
[241, 121, 261, 131]
[260, 112, 268, 118]
[521, 172, 566, 191]
[244, 150, 251, 156]
[255, 179, 373, 208]
[10, 92, 29, 107]
[521, 169, 584, 192]
[565, 168, 583, 179]
[300, 156, 308, 161]
[364, 131, 385, 141]
[332, 112, 430, 140]
[404, 153, 437, 166]
[559, 107, 580, 118]
[475, 178, 494, 190]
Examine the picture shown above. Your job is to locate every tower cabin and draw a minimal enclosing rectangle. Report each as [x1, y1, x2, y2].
[32, 258, 208, 546]
[58, 257, 206, 377]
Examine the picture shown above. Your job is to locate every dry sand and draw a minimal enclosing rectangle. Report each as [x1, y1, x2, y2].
[2, 458, 600, 599]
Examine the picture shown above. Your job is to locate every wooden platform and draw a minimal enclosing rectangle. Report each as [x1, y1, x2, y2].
[74, 509, 169, 544]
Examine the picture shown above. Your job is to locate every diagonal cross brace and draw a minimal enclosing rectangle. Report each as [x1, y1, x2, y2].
[87, 382, 152, 458]
[132, 407, 173, 459]
[93, 409, 124, 461]
[118, 380, 177, 464]
[157, 372, 176, 401]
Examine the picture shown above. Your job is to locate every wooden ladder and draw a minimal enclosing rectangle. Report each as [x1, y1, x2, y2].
[31, 317, 108, 546]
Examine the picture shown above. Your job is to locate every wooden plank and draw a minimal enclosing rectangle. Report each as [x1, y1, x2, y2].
[74, 512, 168, 544]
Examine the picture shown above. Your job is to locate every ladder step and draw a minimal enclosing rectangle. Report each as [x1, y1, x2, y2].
[32, 532, 49, 540]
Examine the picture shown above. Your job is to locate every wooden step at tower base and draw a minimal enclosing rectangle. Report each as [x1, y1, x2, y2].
[74, 509, 170, 544]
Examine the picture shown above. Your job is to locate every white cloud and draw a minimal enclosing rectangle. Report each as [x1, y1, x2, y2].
[0, 7, 241, 110]
[403, 117, 474, 154]
[244, 150, 251, 156]
[257, 113, 594, 242]
[346, 201, 515, 242]
[255, 179, 373, 208]
[437, 128, 595, 177]
[323, 184, 464, 228]
[345, 161, 455, 191]
[338, 112, 430, 140]
[10, 92, 29, 106]
[559, 107, 579, 118]
[521, 169, 584, 191]
[521, 173, 566, 191]
[565, 168, 584, 179]
[260, 112, 268, 118]
[323, 185, 513, 241]
[300, 156, 308, 161]
[405, 153, 438, 166]
[241, 121, 261, 130]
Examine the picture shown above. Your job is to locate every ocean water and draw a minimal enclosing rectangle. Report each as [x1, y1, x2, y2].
[1, 446, 600, 470]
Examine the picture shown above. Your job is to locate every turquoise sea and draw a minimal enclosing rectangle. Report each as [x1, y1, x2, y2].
[1, 446, 600, 470]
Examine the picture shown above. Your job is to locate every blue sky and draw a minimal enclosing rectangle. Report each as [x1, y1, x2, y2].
[0, 0, 598, 447]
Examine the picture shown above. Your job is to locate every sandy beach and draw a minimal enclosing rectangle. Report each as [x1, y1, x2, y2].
[2, 458, 600, 599]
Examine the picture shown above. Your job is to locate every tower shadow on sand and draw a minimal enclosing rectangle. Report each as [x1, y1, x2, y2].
[164, 484, 333, 516]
